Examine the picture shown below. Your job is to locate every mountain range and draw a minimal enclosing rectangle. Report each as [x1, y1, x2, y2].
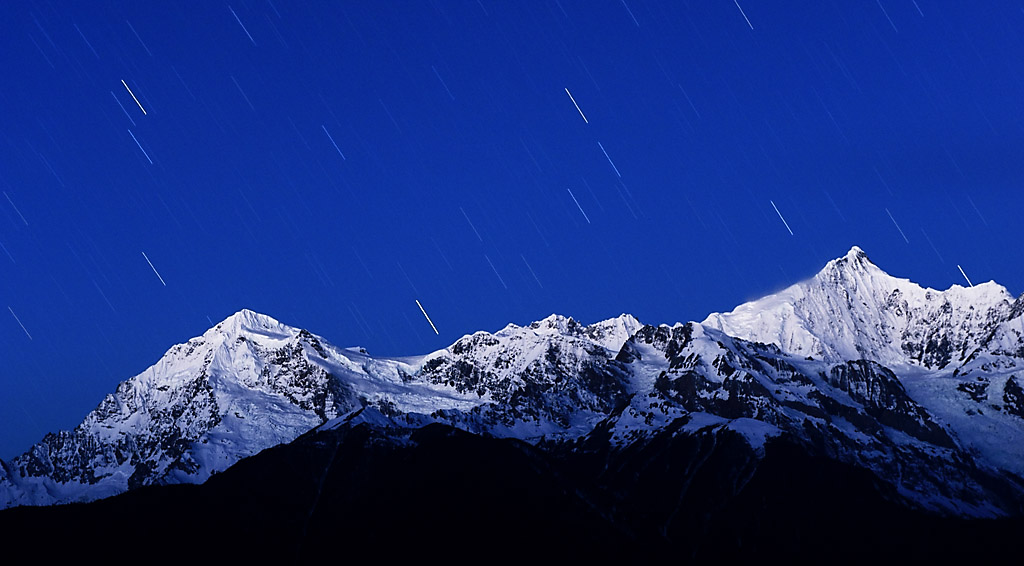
[3, 246, 1024, 558]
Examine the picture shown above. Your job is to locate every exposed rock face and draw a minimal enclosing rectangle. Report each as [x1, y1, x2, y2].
[1, 310, 364, 507]
[1003, 377, 1024, 419]
[826, 360, 953, 447]
[4, 248, 1024, 522]
[702, 246, 1014, 369]
[0, 311, 643, 508]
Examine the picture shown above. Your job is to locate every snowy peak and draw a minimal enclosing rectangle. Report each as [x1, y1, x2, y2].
[205, 309, 297, 342]
[438, 313, 642, 378]
[703, 247, 1014, 367]
[822, 245, 885, 277]
[584, 314, 644, 353]
[414, 313, 644, 438]
[527, 313, 581, 335]
[7, 252, 1024, 522]
[489, 313, 643, 355]
[816, 247, 1011, 307]
[521, 313, 641, 347]
[0, 309, 360, 509]
[812, 246, 902, 299]
[835, 245, 874, 269]
[0, 308, 648, 510]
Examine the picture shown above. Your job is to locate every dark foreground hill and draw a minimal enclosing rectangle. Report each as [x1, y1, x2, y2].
[3, 419, 1020, 561]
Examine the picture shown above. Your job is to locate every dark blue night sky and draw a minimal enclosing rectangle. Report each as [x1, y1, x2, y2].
[2, 1, 1023, 458]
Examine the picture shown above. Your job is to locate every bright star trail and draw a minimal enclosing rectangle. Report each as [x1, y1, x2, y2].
[126, 129, 153, 164]
[565, 88, 589, 124]
[567, 188, 591, 224]
[597, 142, 621, 177]
[770, 200, 794, 236]
[0, 1, 1021, 463]
[734, 0, 754, 30]
[958, 265, 974, 288]
[885, 208, 910, 244]
[415, 299, 439, 335]
[142, 252, 167, 286]
[121, 79, 146, 115]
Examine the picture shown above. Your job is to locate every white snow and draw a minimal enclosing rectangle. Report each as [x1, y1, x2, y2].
[4, 248, 1024, 519]
[702, 247, 1013, 367]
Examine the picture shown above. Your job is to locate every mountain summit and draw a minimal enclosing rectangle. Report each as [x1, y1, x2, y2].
[702, 246, 1014, 367]
[3, 247, 1024, 523]
[0, 308, 641, 508]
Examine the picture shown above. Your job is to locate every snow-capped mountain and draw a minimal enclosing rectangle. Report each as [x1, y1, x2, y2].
[3, 246, 1024, 521]
[601, 320, 1021, 516]
[410, 313, 643, 438]
[701, 246, 1014, 368]
[0, 309, 640, 508]
[1, 310, 357, 507]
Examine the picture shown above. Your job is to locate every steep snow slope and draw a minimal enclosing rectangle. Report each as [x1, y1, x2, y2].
[1, 310, 359, 507]
[411, 313, 643, 439]
[0, 311, 641, 508]
[595, 320, 1024, 516]
[4, 247, 1024, 519]
[702, 246, 1014, 368]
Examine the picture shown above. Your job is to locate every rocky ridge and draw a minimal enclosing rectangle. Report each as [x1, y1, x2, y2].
[3, 247, 1024, 518]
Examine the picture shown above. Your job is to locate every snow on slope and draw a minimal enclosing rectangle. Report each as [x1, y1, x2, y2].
[0, 310, 355, 507]
[600, 319, 1021, 517]
[695, 247, 1024, 493]
[0, 310, 642, 509]
[5, 247, 1024, 518]
[410, 313, 643, 439]
[702, 246, 1014, 368]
